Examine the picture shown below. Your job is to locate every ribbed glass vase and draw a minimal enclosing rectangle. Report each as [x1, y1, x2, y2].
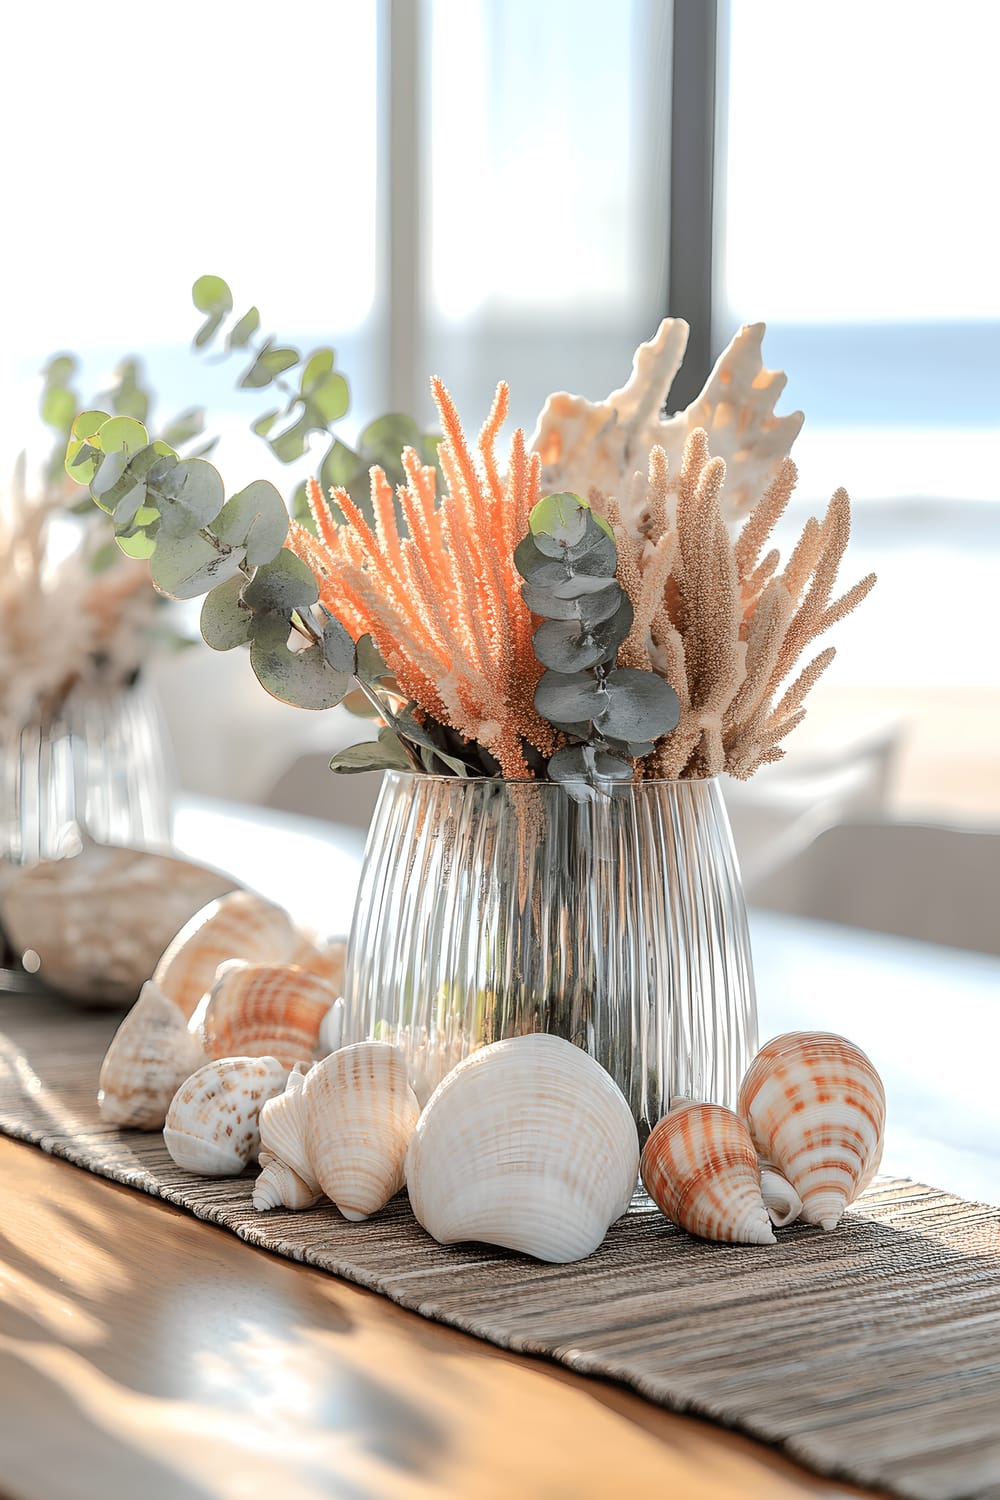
[343, 772, 757, 1138]
[0, 675, 174, 868]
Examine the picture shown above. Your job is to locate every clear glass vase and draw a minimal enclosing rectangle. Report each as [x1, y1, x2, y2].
[0, 674, 174, 868]
[343, 772, 757, 1139]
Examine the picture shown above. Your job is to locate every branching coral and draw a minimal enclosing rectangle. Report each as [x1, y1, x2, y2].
[287, 381, 557, 778]
[601, 433, 876, 780]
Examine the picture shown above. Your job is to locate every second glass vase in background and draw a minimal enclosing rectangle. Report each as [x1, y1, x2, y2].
[343, 771, 757, 1138]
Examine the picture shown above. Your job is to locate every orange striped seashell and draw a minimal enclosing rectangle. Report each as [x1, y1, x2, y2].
[153, 891, 299, 1019]
[737, 1031, 886, 1231]
[202, 964, 337, 1067]
[640, 1101, 776, 1245]
[289, 933, 348, 994]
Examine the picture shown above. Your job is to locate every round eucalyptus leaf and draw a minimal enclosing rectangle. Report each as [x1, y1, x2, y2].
[116, 528, 157, 560]
[534, 670, 604, 725]
[243, 548, 319, 613]
[43, 353, 77, 385]
[329, 732, 412, 775]
[599, 594, 635, 655]
[549, 744, 633, 786]
[155, 457, 226, 540]
[308, 371, 350, 424]
[200, 575, 253, 651]
[301, 348, 334, 388]
[321, 612, 357, 675]
[70, 409, 110, 442]
[192, 275, 233, 313]
[575, 582, 626, 630]
[214, 479, 289, 565]
[249, 614, 351, 710]
[226, 307, 260, 350]
[91, 449, 129, 501]
[150, 532, 246, 600]
[111, 479, 149, 530]
[65, 439, 102, 488]
[529, 492, 589, 546]
[97, 415, 149, 457]
[513, 535, 569, 586]
[550, 572, 621, 600]
[532, 619, 608, 673]
[520, 582, 580, 621]
[355, 633, 390, 683]
[42, 385, 77, 431]
[594, 669, 680, 742]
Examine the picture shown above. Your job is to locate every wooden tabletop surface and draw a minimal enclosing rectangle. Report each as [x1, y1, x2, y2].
[0, 1138, 883, 1500]
[4, 795, 999, 1499]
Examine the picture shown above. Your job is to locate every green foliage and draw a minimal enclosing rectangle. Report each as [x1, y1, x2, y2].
[516, 492, 680, 789]
[188, 274, 442, 529]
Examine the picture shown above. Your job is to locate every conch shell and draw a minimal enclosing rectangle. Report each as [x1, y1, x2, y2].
[163, 1056, 288, 1176]
[201, 963, 337, 1066]
[759, 1162, 803, 1228]
[98, 980, 206, 1130]
[405, 1034, 640, 1264]
[254, 1068, 323, 1211]
[640, 1100, 775, 1245]
[302, 1042, 420, 1221]
[738, 1031, 886, 1231]
[529, 319, 803, 526]
[153, 890, 299, 1019]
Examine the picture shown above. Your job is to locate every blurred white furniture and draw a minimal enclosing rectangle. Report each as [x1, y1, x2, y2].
[749, 817, 1000, 957]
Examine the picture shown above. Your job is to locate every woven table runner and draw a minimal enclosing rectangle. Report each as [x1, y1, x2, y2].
[2, 992, 999, 1500]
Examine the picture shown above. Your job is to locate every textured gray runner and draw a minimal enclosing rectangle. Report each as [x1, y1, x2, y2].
[2, 991, 999, 1500]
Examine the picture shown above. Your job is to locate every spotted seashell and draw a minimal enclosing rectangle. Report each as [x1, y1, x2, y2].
[640, 1101, 775, 1245]
[201, 963, 337, 1067]
[738, 1031, 886, 1231]
[98, 980, 206, 1130]
[405, 1034, 640, 1264]
[153, 891, 299, 1019]
[303, 1042, 421, 1221]
[253, 1069, 322, 1211]
[163, 1056, 288, 1176]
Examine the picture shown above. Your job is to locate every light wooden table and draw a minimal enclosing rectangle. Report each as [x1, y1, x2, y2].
[3, 797, 998, 1499]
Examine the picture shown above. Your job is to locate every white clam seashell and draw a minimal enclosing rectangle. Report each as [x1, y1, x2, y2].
[738, 1031, 886, 1231]
[98, 980, 206, 1129]
[0, 844, 236, 1006]
[405, 1034, 640, 1264]
[253, 1069, 322, 1211]
[201, 963, 337, 1066]
[316, 997, 345, 1059]
[529, 319, 803, 526]
[640, 1100, 775, 1246]
[163, 1056, 288, 1176]
[153, 890, 300, 1020]
[759, 1162, 804, 1229]
[302, 1042, 420, 1221]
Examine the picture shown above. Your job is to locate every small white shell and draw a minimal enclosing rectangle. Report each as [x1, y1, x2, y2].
[98, 980, 206, 1129]
[316, 997, 345, 1058]
[303, 1042, 420, 1221]
[640, 1101, 775, 1246]
[738, 1031, 886, 1231]
[253, 1069, 322, 1211]
[405, 1034, 640, 1264]
[153, 890, 299, 1020]
[163, 1056, 288, 1176]
[759, 1161, 804, 1228]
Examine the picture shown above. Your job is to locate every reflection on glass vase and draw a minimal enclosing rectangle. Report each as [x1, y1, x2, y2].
[343, 771, 757, 1139]
[0, 672, 174, 868]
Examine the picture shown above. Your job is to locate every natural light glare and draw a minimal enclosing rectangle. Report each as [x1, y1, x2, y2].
[0, 1, 378, 434]
[721, 0, 1000, 322]
[429, 0, 654, 319]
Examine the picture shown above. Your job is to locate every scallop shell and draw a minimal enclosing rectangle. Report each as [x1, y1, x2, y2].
[163, 1056, 288, 1176]
[738, 1031, 886, 1231]
[405, 1034, 640, 1264]
[98, 980, 206, 1129]
[153, 890, 299, 1019]
[0, 843, 237, 1006]
[302, 1042, 420, 1221]
[529, 319, 803, 526]
[759, 1161, 803, 1229]
[253, 1068, 322, 1211]
[201, 963, 337, 1066]
[640, 1101, 775, 1245]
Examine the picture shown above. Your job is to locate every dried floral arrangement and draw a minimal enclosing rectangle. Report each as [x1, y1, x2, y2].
[66, 279, 875, 787]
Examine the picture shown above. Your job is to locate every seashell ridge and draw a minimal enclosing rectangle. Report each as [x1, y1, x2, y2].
[640, 1100, 775, 1245]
